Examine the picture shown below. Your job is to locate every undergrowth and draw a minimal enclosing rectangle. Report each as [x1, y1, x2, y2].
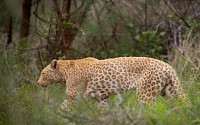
[0, 35, 200, 125]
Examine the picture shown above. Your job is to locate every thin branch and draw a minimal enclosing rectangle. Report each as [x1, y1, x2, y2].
[33, 11, 50, 23]
[0, 0, 3, 4]
[33, 30, 47, 39]
[183, 0, 192, 17]
[38, 46, 44, 69]
[71, 0, 85, 15]
[163, 0, 190, 28]
[155, 21, 165, 35]
[78, 1, 93, 27]
[47, 17, 53, 50]
[122, 0, 132, 8]
[144, 0, 148, 31]
[73, 0, 77, 9]
[53, 0, 62, 19]
[64, 0, 71, 21]
[18, 46, 46, 52]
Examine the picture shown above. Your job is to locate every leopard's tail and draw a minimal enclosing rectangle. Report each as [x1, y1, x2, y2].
[170, 68, 189, 104]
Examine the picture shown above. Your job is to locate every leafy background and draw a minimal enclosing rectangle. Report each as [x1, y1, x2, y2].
[0, 0, 200, 125]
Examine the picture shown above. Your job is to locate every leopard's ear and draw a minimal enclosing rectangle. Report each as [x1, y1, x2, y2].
[50, 59, 58, 69]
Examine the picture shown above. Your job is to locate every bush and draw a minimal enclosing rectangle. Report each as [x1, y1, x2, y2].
[0, 30, 200, 124]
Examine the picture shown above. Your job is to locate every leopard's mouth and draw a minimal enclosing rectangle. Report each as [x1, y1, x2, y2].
[38, 81, 49, 87]
[40, 84, 48, 87]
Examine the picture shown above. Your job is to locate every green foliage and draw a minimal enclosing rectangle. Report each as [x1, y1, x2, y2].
[80, 17, 165, 59]
[168, 13, 200, 36]
[1, 0, 200, 124]
[0, 40, 200, 125]
[133, 30, 165, 58]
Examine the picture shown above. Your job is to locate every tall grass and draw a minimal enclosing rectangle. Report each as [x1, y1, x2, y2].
[0, 33, 200, 125]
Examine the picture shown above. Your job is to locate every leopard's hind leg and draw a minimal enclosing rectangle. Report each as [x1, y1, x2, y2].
[136, 82, 162, 104]
[161, 84, 176, 99]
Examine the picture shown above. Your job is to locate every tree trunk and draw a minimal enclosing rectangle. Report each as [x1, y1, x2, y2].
[62, 28, 77, 59]
[20, 0, 32, 39]
[53, 0, 76, 59]
[52, 0, 91, 59]
[5, 16, 12, 49]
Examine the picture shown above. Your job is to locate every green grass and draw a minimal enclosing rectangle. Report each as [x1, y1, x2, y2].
[0, 50, 200, 125]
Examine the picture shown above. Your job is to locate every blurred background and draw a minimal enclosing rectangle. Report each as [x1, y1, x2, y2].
[0, 0, 200, 125]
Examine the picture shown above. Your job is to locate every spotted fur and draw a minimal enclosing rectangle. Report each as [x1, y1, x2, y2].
[38, 57, 186, 110]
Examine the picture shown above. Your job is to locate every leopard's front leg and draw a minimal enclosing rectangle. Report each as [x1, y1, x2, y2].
[60, 85, 77, 111]
[98, 98, 109, 110]
[60, 98, 76, 111]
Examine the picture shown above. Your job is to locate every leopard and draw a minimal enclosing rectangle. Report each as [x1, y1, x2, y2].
[38, 57, 186, 110]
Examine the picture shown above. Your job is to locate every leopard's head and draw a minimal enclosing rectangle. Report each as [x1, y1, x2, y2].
[38, 60, 63, 87]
